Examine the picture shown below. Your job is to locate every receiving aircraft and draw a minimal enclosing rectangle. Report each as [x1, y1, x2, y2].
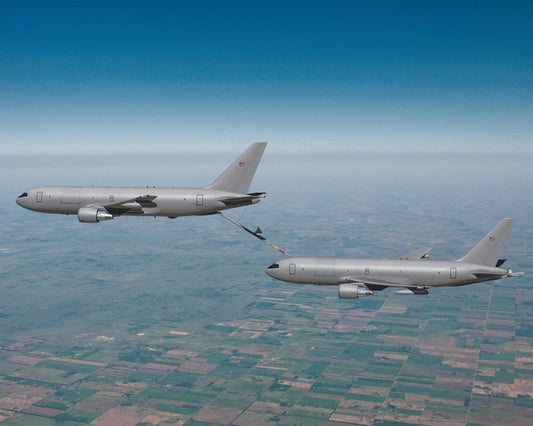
[266, 218, 524, 299]
[16, 142, 267, 222]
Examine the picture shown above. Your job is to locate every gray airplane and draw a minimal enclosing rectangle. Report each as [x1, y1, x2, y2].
[266, 218, 523, 299]
[16, 142, 267, 222]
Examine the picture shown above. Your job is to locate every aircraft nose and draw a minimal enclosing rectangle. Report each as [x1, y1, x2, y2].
[266, 262, 281, 278]
[16, 191, 30, 207]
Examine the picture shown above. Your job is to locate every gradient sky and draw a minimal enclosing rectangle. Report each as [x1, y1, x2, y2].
[1, 1, 532, 156]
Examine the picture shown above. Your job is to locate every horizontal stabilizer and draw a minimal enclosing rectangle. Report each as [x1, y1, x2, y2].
[505, 270, 524, 278]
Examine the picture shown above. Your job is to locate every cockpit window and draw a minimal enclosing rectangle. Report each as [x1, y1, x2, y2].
[18, 192, 28, 198]
[267, 263, 280, 269]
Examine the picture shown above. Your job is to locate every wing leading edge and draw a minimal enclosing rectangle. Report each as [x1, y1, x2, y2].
[399, 247, 431, 260]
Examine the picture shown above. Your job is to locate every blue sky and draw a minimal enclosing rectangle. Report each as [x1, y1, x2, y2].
[1, 1, 532, 156]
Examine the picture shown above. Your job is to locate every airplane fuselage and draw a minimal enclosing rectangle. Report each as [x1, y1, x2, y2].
[16, 186, 260, 218]
[16, 142, 267, 223]
[266, 256, 508, 288]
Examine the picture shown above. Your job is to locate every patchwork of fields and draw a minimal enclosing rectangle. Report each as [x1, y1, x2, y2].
[1, 274, 532, 425]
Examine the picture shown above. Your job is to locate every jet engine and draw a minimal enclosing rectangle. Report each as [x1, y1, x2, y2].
[338, 283, 374, 299]
[77, 207, 113, 223]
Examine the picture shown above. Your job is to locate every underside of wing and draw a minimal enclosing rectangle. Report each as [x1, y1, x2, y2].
[339, 278, 430, 295]
[220, 192, 266, 207]
[103, 195, 158, 215]
[340, 275, 415, 289]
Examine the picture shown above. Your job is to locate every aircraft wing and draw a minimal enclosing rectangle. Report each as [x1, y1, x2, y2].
[100, 195, 158, 215]
[399, 247, 431, 260]
[220, 192, 265, 207]
[340, 275, 415, 288]
[340, 276, 430, 295]
[104, 195, 158, 208]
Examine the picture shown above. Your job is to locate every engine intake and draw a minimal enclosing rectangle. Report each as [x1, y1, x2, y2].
[338, 283, 374, 299]
[78, 207, 113, 223]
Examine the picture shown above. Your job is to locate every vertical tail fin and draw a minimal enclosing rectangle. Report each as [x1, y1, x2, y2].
[458, 218, 515, 266]
[206, 142, 267, 194]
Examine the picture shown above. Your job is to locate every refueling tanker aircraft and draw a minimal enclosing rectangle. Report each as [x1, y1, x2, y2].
[266, 218, 524, 300]
[16, 142, 267, 223]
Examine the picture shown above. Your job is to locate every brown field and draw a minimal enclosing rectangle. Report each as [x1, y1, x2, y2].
[0, 382, 52, 411]
[6, 355, 43, 365]
[72, 394, 120, 414]
[473, 379, 533, 398]
[193, 405, 242, 424]
[349, 385, 390, 397]
[373, 352, 409, 361]
[22, 405, 63, 417]
[163, 349, 200, 359]
[484, 329, 515, 338]
[91, 405, 182, 426]
[178, 360, 217, 374]
[48, 356, 107, 367]
[330, 412, 373, 425]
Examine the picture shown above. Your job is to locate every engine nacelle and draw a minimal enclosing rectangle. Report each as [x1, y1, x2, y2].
[77, 207, 113, 223]
[338, 283, 374, 299]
